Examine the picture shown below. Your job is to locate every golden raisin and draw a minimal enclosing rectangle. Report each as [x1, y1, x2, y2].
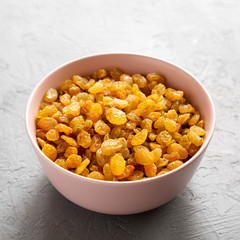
[77, 130, 92, 148]
[42, 144, 57, 161]
[127, 170, 144, 181]
[134, 146, 155, 165]
[43, 88, 58, 102]
[106, 107, 127, 125]
[144, 163, 157, 177]
[167, 143, 188, 159]
[66, 154, 82, 168]
[117, 165, 135, 180]
[87, 171, 105, 180]
[64, 146, 78, 157]
[55, 159, 68, 170]
[46, 129, 59, 141]
[167, 160, 183, 171]
[131, 129, 148, 146]
[75, 158, 90, 175]
[38, 117, 58, 131]
[101, 139, 123, 156]
[55, 123, 72, 135]
[110, 154, 125, 175]
[94, 120, 111, 135]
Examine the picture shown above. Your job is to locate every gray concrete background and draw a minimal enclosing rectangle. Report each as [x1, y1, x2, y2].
[0, 0, 240, 239]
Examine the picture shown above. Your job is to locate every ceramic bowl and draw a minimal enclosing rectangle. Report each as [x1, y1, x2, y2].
[25, 53, 215, 215]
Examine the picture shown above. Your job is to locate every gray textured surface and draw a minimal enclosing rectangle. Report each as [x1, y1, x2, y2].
[0, 0, 240, 239]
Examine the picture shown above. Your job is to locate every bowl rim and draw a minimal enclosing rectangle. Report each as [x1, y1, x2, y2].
[25, 52, 216, 185]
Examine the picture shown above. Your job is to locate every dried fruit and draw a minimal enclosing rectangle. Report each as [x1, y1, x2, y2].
[66, 154, 82, 168]
[36, 68, 205, 181]
[106, 107, 127, 125]
[46, 129, 59, 141]
[101, 139, 123, 156]
[38, 117, 58, 131]
[77, 130, 92, 148]
[87, 171, 105, 180]
[134, 146, 155, 165]
[110, 154, 125, 175]
[167, 143, 188, 159]
[42, 144, 57, 161]
[94, 120, 111, 135]
[43, 88, 58, 102]
[131, 129, 148, 145]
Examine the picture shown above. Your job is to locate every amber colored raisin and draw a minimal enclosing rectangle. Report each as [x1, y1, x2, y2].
[43, 88, 58, 102]
[163, 152, 180, 162]
[87, 171, 105, 180]
[132, 74, 147, 88]
[62, 102, 81, 116]
[101, 139, 123, 156]
[55, 159, 68, 170]
[164, 118, 178, 132]
[36, 129, 46, 140]
[106, 107, 127, 125]
[144, 163, 157, 177]
[188, 111, 200, 126]
[69, 116, 84, 128]
[157, 168, 169, 175]
[117, 165, 135, 180]
[167, 143, 188, 159]
[190, 126, 205, 136]
[196, 119, 204, 128]
[156, 158, 169, 168]
[156, 130, 173, 147]
[64, 146, 78, 158]
[77, 130, 92, 148]
[151, 83, 166, 95]
[37, 137, 46, 148]
[154, 116, 165, 129]
[55, 123, 73, 135]
[167, 160, 183, 171]
[187, 130, 203, 147]
[90, 135, 102, 152]
[61, 135, 78, 148]
[75, 158, 90, 175]
[94, 120, 111, 135]
[151, 148, 162, 161]
[96, 148, 109, 166]
[88, 82, 104, 94]
[38, 117, 58, 131]
[188, 144, 200, 157]
[59, 93, 71, 106]
[165, 88, 183, 101]
[148, 132, 157, 141]
[120, 74, 133, 85]
[131, 129, 148, 146]
[110, 154, 125, 175]
[103, 163, 115, 181]
[66, 154, 82, 168]
[134, 146, 155, 165]
[46, 129, 59, 141]
[110, 127, 122, 138]
[109, 68, 123, 81]
[179, 104, 195, 114]
[42, 144, 57, 161]
[127, 170, 144, 181]
[97, 69, 108, 79]
[146, 73, 165, 83]
[149, 142, 162, 150]
[177, 113, 191, 125]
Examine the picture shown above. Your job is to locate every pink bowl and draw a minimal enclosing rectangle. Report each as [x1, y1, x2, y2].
[25, 53, 215, 215]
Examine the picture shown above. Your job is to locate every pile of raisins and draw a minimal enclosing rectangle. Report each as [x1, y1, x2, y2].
[36, 69, 205, 181]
